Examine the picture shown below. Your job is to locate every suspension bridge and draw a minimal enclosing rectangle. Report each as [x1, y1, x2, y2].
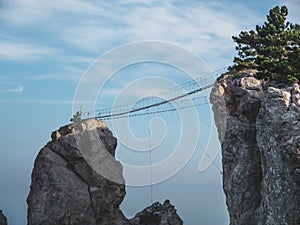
[76, 67, 227, 204]
[79, 67, 227, 121]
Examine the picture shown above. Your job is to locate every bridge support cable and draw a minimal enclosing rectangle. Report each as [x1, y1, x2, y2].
[87, 67, 227, 120]
[95, 83, 214, 120]
[147, 110, 153, 204]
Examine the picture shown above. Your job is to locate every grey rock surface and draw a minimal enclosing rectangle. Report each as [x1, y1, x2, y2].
[27, 119, 129, 225]
[27, 118, 183, 225]
[130, 200, 183, 225]
[211, 71, 300, 225]
[256, 83, 300, 225]
[0, 211, 7, 225]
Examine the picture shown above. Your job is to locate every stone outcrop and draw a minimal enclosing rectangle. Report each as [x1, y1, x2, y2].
[210, 71, 300, 225]
[27, 119, 130, 225]
[27, 118, 183, 225]
[130, 200, 183, 225]
[0, 211, 7, 225]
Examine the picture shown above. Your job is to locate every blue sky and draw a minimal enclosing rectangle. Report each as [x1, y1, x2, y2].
[1, 0, 300, 225]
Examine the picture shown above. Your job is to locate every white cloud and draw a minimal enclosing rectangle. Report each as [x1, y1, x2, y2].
[0, 99, 95, 104]
[24, 65, 85, 81]
[0, 0, 104, 26]
[26, 74, 80, 81]
[51, 0, 261, 70]
[2, 0, 299, 69]
[62, 23, 119, 52]
[0, 39, 59, 61]
[55, 1, 239, 56]
[0, 36, 95, 73]
[63, 55, 95, 64]
[0, 84, 23, 93]
[0, 1, 247, 55]
[0, 67, 83, 82]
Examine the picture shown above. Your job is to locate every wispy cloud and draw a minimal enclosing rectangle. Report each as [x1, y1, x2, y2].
[0, 84, 24, 93]
[0, 38, 59, 61]
[2, 0, 300, 68]
[55, 1, 245, 57]
[62, 23, 119, 52]
[54, 1, 274, 69]
[0, 99, 95, 104]
[0, 71, 82, 82]
[25, 74, 81, 81]
[0, 0, 104, 26]
[0, 1, 253, 53]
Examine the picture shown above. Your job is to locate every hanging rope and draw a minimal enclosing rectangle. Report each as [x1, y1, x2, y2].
[147, 109, 153, 204]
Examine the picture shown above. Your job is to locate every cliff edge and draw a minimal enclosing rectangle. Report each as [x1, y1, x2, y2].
[27, 118, 182, 225]
[210, 71, 300, 225]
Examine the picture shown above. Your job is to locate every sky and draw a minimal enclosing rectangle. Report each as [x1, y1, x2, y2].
[0, 0, 300, 225]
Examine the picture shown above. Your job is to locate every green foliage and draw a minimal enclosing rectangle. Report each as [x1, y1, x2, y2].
[229, 5, 300, 84]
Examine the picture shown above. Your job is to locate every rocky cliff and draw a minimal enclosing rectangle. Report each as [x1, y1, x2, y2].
[0, 211, 7, 225]
[130, 200, 183, 225]
[27, 118, 182, 225]
[210, 71, 300, 225]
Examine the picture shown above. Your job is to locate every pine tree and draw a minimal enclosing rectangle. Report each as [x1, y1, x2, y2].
[230, 5, 300, 84]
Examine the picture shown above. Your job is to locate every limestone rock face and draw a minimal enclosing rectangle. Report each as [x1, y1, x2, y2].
[27, 118, 183, 225]
[27, 119, 129, 225]
[211, 72, 300, 225]
[256, 84, 300, 225]
[130, 200, 183, 225]
[0, 211, 7, 225]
